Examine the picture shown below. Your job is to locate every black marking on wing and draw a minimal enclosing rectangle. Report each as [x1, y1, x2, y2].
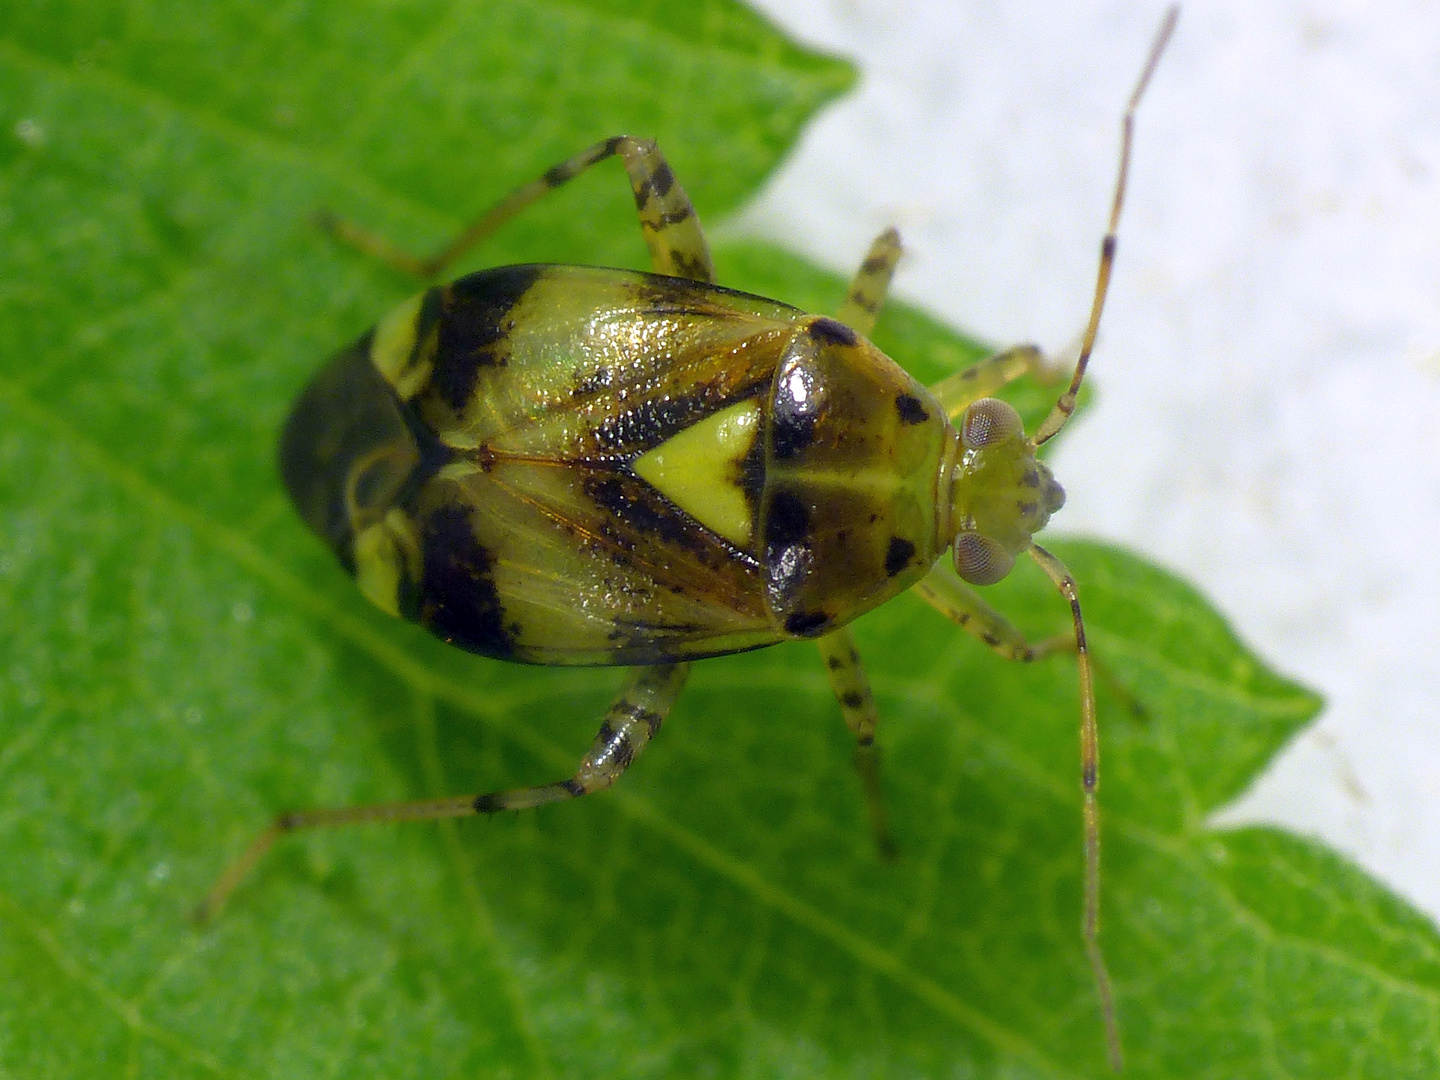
[429, 265, 545, 411]
[593, 382, 769, 459]
[418, 504, 515, 658]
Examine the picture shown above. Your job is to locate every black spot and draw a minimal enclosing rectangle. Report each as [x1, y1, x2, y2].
[785, 610, 831, 636]
[861, 252, 893, 274]
[635, 161, 675, 206]
[417, 504, 514, 658]
[808, 317, 858, 348]
[473, 793, 503, 813]
[428, 265, 544, 411]
[894, 393, 930, 425]
[765, 490, 810, 549]
[841, 691, 865, 709]
[544, 158, 584, 187]
[826, 655, 844, 670]
[771, 409, 815, 459]
[885, 536, 916, 577]
[651, 206, 694, 227]
[668, 249, 712, 282]
[764, 488, 817, 613]
[771, 361, 823, 460]
[981, 632, 1000, 647]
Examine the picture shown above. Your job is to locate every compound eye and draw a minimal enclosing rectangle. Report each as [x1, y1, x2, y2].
[953, 533, 1016, 586]
[961, 398, 1023, 449]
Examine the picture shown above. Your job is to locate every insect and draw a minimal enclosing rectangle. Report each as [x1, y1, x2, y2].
[198, 10, 1176, 1069]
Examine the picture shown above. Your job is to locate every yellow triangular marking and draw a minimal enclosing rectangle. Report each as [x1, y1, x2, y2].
[632, 399, 760, 546]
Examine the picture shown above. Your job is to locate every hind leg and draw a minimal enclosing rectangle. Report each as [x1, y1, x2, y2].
[196, 663, 690, 922]
[318, 135, 714, 282]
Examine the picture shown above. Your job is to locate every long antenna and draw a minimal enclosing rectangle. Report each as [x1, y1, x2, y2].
[1032, 5, 1179, 448]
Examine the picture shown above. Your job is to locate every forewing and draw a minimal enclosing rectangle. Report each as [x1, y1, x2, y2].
[398, 266, 803, 664]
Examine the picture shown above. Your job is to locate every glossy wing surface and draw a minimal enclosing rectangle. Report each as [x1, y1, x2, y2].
[393, 266, 806, 664]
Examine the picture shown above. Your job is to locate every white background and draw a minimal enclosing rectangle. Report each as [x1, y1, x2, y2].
[732, 0, 1440, 923]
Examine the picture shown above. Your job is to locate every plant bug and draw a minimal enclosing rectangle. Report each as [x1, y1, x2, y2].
[199, 8, 1177, 1068]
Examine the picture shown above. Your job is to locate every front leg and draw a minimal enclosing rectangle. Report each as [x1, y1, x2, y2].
[835, 227, 902, 336]
[911, 562, 1074, 662]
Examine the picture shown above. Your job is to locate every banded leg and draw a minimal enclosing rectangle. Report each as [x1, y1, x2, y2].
[816, 628, 895, 858]
[917, 552, 1120, 1068]
[318, 135, 714, 283]
[911, 562, 1075, 662]
[195, 663, 690, 922]
[914, 559, 1142, 715]
[928, 344, 1059, 421]
[835, 228, 902, 336]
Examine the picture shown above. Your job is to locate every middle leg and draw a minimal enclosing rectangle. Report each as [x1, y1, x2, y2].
[835, 227, 903, 336]
[816, 628, 896, 858]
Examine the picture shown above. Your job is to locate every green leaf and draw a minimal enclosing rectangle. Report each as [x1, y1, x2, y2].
[1, 3, 1435, 1078]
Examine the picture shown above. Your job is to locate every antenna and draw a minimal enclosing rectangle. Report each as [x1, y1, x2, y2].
[1032, 5, 1179, 449]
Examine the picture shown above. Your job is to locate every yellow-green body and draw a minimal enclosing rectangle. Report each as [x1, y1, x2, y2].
[281, 264, 950, 665]
[219, 61, 1169, 1053]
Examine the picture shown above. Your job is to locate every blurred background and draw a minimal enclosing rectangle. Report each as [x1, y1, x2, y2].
[734, 0, 1440, 924]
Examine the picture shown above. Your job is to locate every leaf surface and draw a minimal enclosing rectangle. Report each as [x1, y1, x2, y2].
[2, 3, 1435, 1077]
